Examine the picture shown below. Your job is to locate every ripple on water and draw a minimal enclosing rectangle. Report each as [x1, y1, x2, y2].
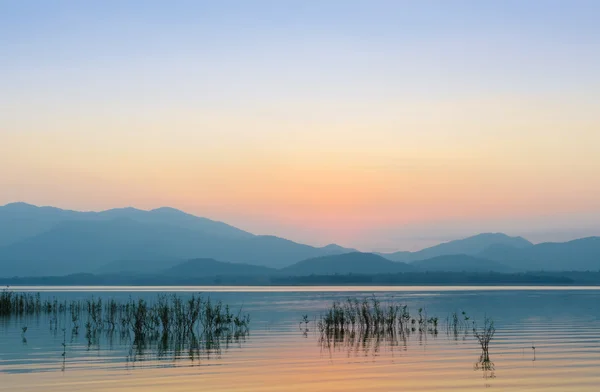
[1, 287, 600, 391]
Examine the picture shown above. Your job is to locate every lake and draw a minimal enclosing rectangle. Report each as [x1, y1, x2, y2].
[1, 286, 599, 391]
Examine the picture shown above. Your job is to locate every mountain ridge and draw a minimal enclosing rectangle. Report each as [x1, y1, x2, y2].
[379, 233, 533, 262]
[0, 203, 355, 276]
[411, 254, 512, 273]
[280, 252, 414, 276]
[479, 236, 600, 271]
[2, 202, 600, 277]
[164, 258, 276, 277]
[0, 202, 253, 247]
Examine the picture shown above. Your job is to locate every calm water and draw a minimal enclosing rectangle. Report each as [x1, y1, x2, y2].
[1, 286, 600, 391]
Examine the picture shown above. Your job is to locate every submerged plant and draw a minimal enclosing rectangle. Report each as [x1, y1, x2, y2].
[315, 296, 447, 357]
[317, 297, 440, 343]
[300, 314, 309, 328]
[473, 317, 495, 353]
[0, 290, 251, 364]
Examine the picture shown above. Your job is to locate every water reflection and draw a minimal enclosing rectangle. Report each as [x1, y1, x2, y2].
[314, 298, 444, 357]
[2, 288, 600, 392]
[1, 291, 251, 371]
[125, 329, 248, 366]
[474, 351, 496, 379]
[318, 327, 411, 358]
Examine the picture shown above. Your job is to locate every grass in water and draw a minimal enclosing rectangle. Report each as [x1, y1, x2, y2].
[1, 288, 250, 362]
[315, 296, 442, 355]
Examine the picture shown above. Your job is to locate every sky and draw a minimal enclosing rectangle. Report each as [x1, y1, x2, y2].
[1, 0, 600, 251]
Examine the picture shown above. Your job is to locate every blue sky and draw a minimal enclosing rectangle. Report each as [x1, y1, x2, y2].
[1, 1, 599, 250]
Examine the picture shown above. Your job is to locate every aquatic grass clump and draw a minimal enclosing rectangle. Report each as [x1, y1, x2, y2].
[473, 317, 496, 381]
[316, 297, 498, 360]
[120, 294, 250, 343]
[473, 316, 495, 357]
[315, 296, 442, 356]
[445, 310, 473, 340]
[1, 289, 251, 362]
[317, 297, 440, 338]
[1, 290, 249, 335]
[0, 289, 42, 316]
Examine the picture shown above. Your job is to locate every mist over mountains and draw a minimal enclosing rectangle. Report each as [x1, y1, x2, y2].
[1, 202, 599, 278]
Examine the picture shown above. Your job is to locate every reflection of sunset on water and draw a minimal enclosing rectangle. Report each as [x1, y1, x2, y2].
[2, 288, 600, 391]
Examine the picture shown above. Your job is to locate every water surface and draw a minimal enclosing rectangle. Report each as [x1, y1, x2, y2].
[2, 286, 599, 391]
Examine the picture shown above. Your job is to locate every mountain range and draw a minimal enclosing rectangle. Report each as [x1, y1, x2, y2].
[378, 233, 533, 262]
[0, 203, 354, 276]
[280, 252, 413, 276]
[0, 202, 599, 278]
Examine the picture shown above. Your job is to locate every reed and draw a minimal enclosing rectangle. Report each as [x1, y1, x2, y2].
[317, 296, 440, 337]
[0, 289, 41, 315]
[1, 290, 251, 350]
[472, 316, 495, 358]
[316, 296, 444, 357]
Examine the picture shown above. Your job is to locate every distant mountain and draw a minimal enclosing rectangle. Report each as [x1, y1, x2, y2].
[379, 250, 411, 262]
[0, 202, 252, 247]
[280, 252, 413, 276]
[0, 219, 196, 276]
[411, 254, 512, 273]
[321, 243, 359, 253]
[380, 233, 533, 262]
[97, 206, 254, 239]
[164, 258, 275, 277]
[479, 237, 600, 271]
[97, 259, 183, 275]
[0, 204, 354, 276]
[0, 202, 85, 247]
[2, 202, 599, 277]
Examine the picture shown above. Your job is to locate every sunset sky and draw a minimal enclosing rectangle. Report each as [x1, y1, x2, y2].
[2, 1, 600, 250]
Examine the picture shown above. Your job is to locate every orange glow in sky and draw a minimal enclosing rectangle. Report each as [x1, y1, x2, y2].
[2, 2, 600, 250]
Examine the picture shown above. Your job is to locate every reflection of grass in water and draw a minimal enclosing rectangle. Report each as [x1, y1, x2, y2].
[125, 327, 249, 367]
[21, 325, 28, 344]
[316, 297, 441, 357]
[1, 290, 249, 337]
[474, 351, 496, 380]
[316, 296, 499, 368]
[446, 311, 472, 341]
[318, 324, 413, 357]
[472, 317, 496, 382]
[150, 328, 247, 362]
[317, 297, 439, 336]
[1, 289, 251, 367]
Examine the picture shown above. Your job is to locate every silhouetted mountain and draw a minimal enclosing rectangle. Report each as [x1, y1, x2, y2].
[0, 213, 353, 276]
[478, 237, 600, 271]
[380, 233, 533, 262]
[97, 259, 183, 274]
[379, 250, 411, 262]
[411, 254, 512, 272]
[97, 206, 254, 239]
[164, 258, 276, 277]
[0, 219, 194, 276]
[2, 202, 599, 278]
[280, 252, 414, 276]
[0, 202, 85, 247]
[321, 243, 359, 253]
[0, 202, 252, 247]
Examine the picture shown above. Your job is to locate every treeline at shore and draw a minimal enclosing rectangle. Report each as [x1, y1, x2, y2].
[2, 271, 599, 286]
